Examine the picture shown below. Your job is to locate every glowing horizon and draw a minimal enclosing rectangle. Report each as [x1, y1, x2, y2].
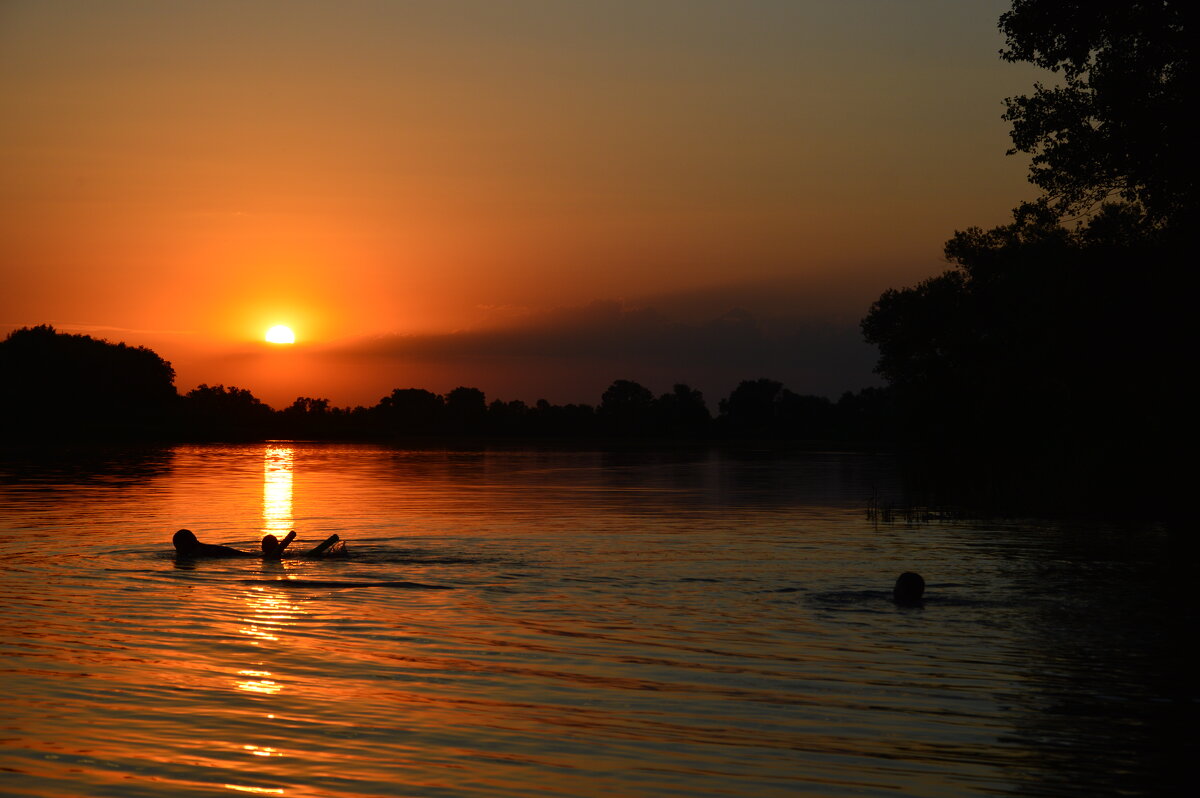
[0, 1, 1039, 407]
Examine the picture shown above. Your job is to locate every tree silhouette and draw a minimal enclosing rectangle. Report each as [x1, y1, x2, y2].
[0, 325, 177, 440]
[863, 202, 1175, 511]
[287, 397, 330, 416]
[1, 327, 895, 444]
[654, 384, 711, 437]
[487, 398, 530, 436]
[1000, 0, 1190, 222]
[375, 388, 444, 435]
[717, 378, 839, 439]
[280, 396, 334, 438]
[720, 378, 787, 436]
[856, 1, 1190, 515]
[599, 380, 655, 436]
[181, 384, 274, 440]
[833, 388, 895, 444]
[445, 387, 487, 435]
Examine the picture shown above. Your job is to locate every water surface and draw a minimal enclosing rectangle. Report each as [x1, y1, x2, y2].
[0, 444, 1192, 796]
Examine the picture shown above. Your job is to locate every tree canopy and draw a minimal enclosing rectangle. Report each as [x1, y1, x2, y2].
[856, 2, 1189, 516]
[862, 201, 1177, 512]
[0, 325, 178, 440]
[1000, 0, 1190, 223]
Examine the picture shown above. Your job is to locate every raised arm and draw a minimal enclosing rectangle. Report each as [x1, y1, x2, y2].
[304, 534, 341, 557]
[277, 530, 297, 554]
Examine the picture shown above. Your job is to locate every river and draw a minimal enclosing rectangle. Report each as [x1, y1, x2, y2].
[0, 443, 1192, 796]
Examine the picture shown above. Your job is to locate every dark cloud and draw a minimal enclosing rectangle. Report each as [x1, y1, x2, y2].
[316, 296, 880, 406]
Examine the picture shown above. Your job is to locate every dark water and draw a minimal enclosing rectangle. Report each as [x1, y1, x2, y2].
[0, 444, 1193, 797]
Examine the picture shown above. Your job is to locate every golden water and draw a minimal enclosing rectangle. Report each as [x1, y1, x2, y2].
[0, 444, 1188, 796]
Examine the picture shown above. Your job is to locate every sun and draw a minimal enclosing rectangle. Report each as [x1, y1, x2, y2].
[265, 325, 296, 344]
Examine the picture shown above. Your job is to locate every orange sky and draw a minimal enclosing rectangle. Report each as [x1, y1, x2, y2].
[0, 1, 1039, 408]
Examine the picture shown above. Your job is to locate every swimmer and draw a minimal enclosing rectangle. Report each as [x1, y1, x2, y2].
[173, 528, 255, 559]
[263, 532, 343, 559]
[260, 530, 298, 561]
[893, 571, 925, 604]
[175, 529, 345, 560]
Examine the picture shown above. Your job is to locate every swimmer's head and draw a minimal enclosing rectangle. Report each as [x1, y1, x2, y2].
[261, 534, 281, 558]
[173, 529, 199, 552]
[893, 571, 925, 604]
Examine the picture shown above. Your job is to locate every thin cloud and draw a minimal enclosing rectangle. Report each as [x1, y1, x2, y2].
[1, 321, 199, 337]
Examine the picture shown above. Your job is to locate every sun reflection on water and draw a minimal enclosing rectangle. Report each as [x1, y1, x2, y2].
[236, 587, 303, 675]
[235, 669, 281, 695]
[262, 445, 294, 538]
[243, 745, 282, 758]
[227, 455, 307, 797]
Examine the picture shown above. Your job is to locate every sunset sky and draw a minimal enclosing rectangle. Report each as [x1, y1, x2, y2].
[1, 1, 1039, 409]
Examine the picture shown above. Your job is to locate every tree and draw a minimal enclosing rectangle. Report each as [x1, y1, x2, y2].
[718, 378, 836, 439]
[833, 387, 896, 444]
[286, 397, 330, 416]
[375, 388, 444, 435]
[598, 380, 654, 436]
[856, 2, 1190, 514]
[719, 378, 787, 436]
[445, 386, 487, 435]
[862, 202, 1175, 510]
[181, 384, 274, 439]
[999, 0, 1190, 222]
[488, 398, 530, 436]
[0, 325, 178, 439]
[280, 396, 335, 437]
[654, 384, 711, 437]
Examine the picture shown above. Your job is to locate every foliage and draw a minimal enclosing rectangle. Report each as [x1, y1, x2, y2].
[375, 388, 445, 435]
[0, 325, 177, 440]
[719, 378, 840, 439]
[444, 386, 487, 434]
[999, 0, 1190, 222]
[181, 384, 274, 440]
[862, 202, 1178, 511]
[598, 379, 656, 436]
[1, 326, 894, 445]
[654, 384, 711, 438]
[856, 2, 1190, 516]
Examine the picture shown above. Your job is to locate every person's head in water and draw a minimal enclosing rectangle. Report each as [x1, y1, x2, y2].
[261, 530, 296, 560]
[173, 528, 199, 553]
[893, 571, 925, 604]
[171, 529, 257, 559]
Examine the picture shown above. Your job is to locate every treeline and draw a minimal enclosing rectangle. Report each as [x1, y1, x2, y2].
[0, 325, 893, 445]
[267, 380, 893, 442]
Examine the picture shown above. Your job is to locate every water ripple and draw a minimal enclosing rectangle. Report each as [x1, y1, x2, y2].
[0, 445, 1191, 797]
